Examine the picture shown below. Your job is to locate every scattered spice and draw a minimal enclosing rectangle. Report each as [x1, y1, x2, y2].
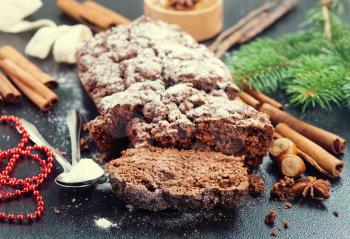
[248, 174, 265, 197]
[282, 220, 289, 229]
[265, 209, 277, 225]
[333, 210, 339, 217]
[284, 202, 292, 209]
[271, 176, 295, 201]
[169, 0, 199, 9]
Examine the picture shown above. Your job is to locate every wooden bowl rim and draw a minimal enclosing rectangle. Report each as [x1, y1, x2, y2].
[144, 0, 223, 16]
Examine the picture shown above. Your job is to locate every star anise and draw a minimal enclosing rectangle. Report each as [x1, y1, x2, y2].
[289, 176, 330, 200]
[169, 0, 199, 9]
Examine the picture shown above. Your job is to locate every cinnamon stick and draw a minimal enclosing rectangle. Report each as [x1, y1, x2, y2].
[275, 123, 344, 178]
[238, 91, 261, 109]
[243, 85, 283, 109]
[209, 1, 277, 51]
[239, 0, 298, 44]
[0, 59, 58, 111]
[260, 103, 346, 154]
[0, 45, 56, 88]
[57, 0, 130, 32]
[214, 14, 267, 57]
[0, 72, 21, 103]
[213, 0, 297, 57]
[57, 0, 104, 32]
[9, 75, 53, 112]
[83, 1, 131, 25]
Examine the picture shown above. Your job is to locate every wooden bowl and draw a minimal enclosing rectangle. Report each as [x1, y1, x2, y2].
[144, 0, 223, 41]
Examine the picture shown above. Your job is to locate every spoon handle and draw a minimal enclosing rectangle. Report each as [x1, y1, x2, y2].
[66, 110, 82, 166]
[20, 119, 72, 172]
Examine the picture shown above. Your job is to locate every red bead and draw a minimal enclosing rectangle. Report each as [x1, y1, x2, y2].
[0, 116, 55, 224]
[38, 206, 44, 212]
[36, 196, 43, 202]
[7, 214, 15, 221]
[17, 179, 24, 185]
[27, 214, 35, 221]
[6, 192, 13, 198]
[34, 210, 42, 218]
[16, 214, 24, 222]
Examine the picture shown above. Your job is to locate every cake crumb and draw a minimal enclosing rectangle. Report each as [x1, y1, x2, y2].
[271, 229, 279, 237]
[248, 174, 265, 197]
[284, 202, 292, 209]
[265, 209, 277, 225]
[333, 210, 339, 217]
[53, 207, 61, 215]
[80, 137, 89, 151]
[282, 220, 289, 228]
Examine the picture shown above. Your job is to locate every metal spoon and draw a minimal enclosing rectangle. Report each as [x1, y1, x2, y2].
[20, 112, 105, 188]
[55, 110, 106, 188]
[19, 119, 72, 173]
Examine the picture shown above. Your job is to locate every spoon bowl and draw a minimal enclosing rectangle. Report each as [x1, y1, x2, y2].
[55, 110, 106, 188]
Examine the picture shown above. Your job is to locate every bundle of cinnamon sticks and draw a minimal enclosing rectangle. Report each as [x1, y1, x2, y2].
[57, 0, 131, 32]
[210, 0, 298, 58]
[238, 85, 346, 178]
[0, 45, 58, 112]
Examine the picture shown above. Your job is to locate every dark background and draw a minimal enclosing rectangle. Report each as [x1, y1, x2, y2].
[1, 0, 350, 238]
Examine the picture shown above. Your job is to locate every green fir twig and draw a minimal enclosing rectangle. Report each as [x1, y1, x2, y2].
[226, 0, 350, 111]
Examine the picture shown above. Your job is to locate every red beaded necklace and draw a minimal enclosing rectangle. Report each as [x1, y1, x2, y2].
[0, 115, 54, 223]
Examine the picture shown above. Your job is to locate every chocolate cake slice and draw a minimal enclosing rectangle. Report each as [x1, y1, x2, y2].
[87, 80, 274, 166]
[105, 147, 249, 211]
[77, 17, 239, 111]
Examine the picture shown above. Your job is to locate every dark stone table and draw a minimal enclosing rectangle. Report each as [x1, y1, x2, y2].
[0, 0, 349, 238]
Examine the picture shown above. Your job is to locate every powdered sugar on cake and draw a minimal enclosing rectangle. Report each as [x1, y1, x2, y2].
[76, 16, 239, 112]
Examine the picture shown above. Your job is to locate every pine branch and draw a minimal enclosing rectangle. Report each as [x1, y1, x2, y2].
[226, 0, 350, 111]
[344, 81, 350, 108]
[286, 55, 348, 111]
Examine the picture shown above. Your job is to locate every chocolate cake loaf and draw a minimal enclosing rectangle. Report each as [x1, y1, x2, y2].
[106, 147, 249, 211]
[77, 17, 239, 111]
[87, 80, 274, 166]
[77, 16, 274, 166]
